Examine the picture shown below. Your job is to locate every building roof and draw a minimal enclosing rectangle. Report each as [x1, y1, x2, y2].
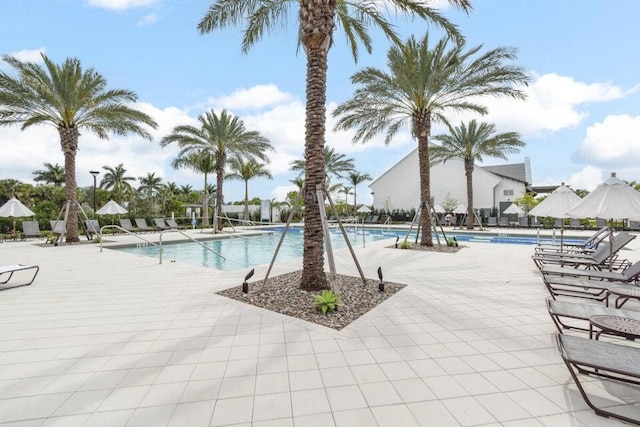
[480, 163, 528, 184]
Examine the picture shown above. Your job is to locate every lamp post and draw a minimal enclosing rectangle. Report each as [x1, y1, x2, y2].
[89, 170, 99, 212]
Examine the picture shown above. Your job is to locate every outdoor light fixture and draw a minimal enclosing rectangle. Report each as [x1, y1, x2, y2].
[377, 266, 384, 292]
[242, 268, 255, 293]
[89, 170, 100, 212]
[453, 236, 459, 247]
[395, 236, 399, 248]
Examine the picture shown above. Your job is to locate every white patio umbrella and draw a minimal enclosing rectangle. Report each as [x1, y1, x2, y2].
[453, 204, 466, 214]
[566, 173, 640, 220]
[96, 199, 128, 215]
[433, 204, 445, 214]
[356, 205, 371, 214]
[566, 172, 640, 268]
[529, 183, 582, 249]
[0, 197, 36, 232]
[503, 203, 524, 215]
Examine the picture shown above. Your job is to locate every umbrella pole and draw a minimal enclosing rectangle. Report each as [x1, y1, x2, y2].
[560, 225, 564, 252]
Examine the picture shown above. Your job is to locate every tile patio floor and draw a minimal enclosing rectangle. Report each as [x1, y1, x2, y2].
[0, 228, 638, 426]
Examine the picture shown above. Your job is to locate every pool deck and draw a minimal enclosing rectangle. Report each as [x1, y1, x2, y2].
[0, 227, 638, 426]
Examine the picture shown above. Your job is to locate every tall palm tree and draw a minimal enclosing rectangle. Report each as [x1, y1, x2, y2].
[33, 162, 65, 186]
[431, 120, 525, 229]
[179, 184, 193, 195]
[160, 109, 272, 230]
[346, 170, 372, 213]
[138, 172, 163, 200]
[170, 151, 216, 226]
[338, 185, 353, 215]
[333, 33, 529, 246]
[0, 54, 157, 242]
[198, 0, 471, 289]
[226, 156, 273, 222]
[100, 164, 137, 202]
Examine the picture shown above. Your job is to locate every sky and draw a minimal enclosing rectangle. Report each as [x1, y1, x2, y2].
[1, 0, 640, 206]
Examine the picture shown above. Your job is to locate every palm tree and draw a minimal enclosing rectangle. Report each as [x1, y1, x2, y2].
[333, 33, 529, 246]
[290, 146, 355, 186]
[179, 184, 193, 195]
[170, 151, 216, 226]
[346, 170, 372, 213]
[431, 120, 525, 229]
[226, 156, 273, 222]
[138, 172, 163, 214]
[198, 0, 471, 289]
[0, 54, 157, 242]
[33, 162, 65, 186]
[160, 109, 272, 230]
[100, 164, 136, 202]
[338, 185, 353, 215]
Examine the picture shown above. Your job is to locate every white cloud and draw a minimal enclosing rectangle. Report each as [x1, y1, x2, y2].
[271, 184, 298, 202]
[574, 114, 640, 167]
[86, 0, 157, 10]
[566, 166, 603, 191]
[206, 84, 296, 111]
[137, 13, 157, 26]
[6, 48, 46, 63]
[446, 73, 633, 138]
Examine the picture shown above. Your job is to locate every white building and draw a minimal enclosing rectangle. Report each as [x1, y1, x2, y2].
[369, 148, 531, 215]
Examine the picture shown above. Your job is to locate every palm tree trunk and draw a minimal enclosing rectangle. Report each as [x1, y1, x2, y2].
[216, 157, 224, 231]
[416, 114, 433, 246]
[202, 173, 209, 227]
[59, 126, 80, 243]
[465, 160, 474, 230]
[244, 179, 249, 222]
[353, 187, 357, 215]
[300, 0, 335, 291]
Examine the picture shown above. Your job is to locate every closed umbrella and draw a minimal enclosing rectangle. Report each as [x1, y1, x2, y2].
[96, 200, 128, 215]
[0, 197, 36, 232]
[529, 183, 582, 249]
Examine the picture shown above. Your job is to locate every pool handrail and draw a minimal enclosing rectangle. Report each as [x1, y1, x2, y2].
[99, 225, 159, 252]
[159, 229, 225, 264]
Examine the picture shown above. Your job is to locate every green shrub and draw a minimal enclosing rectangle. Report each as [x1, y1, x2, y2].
[400, 240, 411, 249]
[313, 290, 340, 314]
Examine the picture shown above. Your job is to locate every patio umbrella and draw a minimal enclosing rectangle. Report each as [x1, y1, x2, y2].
[529, 183, 582, 249]
[356, 206, 371, 214]
[566, 172, 640, 268]
[566, 173, 640, 221]
[453, 204, 466, 214]
[0, 197, 36, 232]
[96, 199, 128, 215]
[503, 203, 524, 215]
[433, 204, 445, 214]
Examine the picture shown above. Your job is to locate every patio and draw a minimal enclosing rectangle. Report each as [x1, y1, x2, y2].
[0, 230, 638, 426]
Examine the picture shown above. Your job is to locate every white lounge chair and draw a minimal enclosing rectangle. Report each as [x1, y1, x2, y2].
[0, 264, 40, 290]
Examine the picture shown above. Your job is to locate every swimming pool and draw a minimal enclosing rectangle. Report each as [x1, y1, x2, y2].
[115, 227, 586, 271]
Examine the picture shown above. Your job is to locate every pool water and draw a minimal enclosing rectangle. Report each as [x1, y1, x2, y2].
[115, 227, 586, 271]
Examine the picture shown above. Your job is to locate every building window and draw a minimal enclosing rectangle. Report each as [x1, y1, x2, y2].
[503, 189, 514, 196]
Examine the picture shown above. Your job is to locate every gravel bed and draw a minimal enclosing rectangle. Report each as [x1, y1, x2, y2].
[218, 270, 406, 330]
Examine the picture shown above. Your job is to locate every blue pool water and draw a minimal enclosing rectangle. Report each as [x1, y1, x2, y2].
[115, 227, 585, 271]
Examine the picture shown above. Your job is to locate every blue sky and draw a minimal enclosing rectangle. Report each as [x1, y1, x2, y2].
[1, 0, 640, 206]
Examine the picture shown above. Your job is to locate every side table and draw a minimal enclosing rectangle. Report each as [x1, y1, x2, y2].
[607, 285, 640, 309]
[589, 315, 640, 340]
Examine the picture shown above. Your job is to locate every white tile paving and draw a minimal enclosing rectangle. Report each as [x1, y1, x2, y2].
[0, 228, 638, 425]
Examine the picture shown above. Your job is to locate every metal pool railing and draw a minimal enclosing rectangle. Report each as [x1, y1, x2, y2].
[158, 229, 225, 264]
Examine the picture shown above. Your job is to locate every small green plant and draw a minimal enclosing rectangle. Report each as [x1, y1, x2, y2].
[447, 238, 455, 247]
[400, 240, 411, 249]
[313, 290, 340, 314]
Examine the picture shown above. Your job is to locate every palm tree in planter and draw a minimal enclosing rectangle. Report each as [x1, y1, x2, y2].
[33, 162, 66, 187]
[161, 109, 272, 231]
[198, 0, 471, 289]
[0, 54, 157, 242]
[431, 120, 525, 230]
[101, 164, 137, 203]
[170, 151, 216, 227]
[333, 33, 529, 246]
[226, 156, 272, 222]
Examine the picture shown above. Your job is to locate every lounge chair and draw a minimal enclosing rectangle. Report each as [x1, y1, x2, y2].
[530, 217, 541, 228]
[535, 225, 610, 254]
[135, 218, 156, 232]
[486, 217, 497, 227]
[84, 219, 100, 238]
[629, 220, 640, 231]
[541, 259, 640, 284]
[0, 264, 40, 290]
[498, 216, 508, 227]
[165, 218, 182, 229]
[596, 218, 608, 229]
[364, 215, 379, 224]
[21, 221, 43, 239]
[569, 218, 583, 230]
[518, 216, 528, 228]
[556, 334, 640, 425]
[554, 218, 564, 228]
[50, 220, 66, 234]
[531, 232, 635, 270]
[119, 218, 137, 233]
[547, 297, 640, 333]
[153, 218, 170, 230]
[541, 274, 638, 302]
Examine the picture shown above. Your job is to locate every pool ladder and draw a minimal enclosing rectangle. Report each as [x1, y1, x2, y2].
[158, 229, 225, 264]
